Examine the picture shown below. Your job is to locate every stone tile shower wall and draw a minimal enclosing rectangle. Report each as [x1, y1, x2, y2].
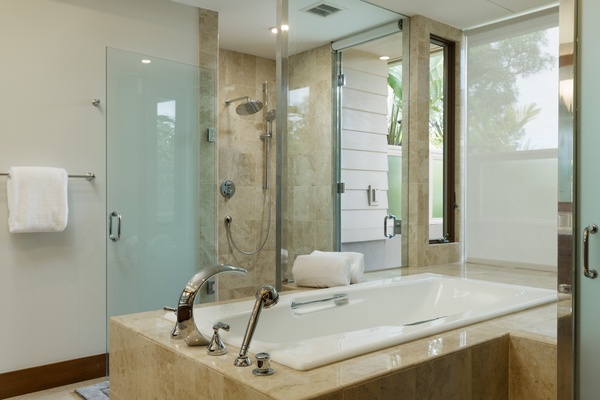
[284, 44, 335, 281]
[198, 9, 218, 269]
[217, 48, 277, 299]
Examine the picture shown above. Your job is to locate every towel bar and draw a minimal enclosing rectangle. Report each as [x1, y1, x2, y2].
[0, 172, 96, 181]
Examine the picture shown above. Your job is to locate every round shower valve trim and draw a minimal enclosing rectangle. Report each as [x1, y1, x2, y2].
[220, 180, 236, 199]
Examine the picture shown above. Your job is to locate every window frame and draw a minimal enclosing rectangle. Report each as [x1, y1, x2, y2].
[429, 35, 456, 244]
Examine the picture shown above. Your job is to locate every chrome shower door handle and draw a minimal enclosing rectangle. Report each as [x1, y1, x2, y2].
[583, 224, 598, 279]
[109, 211, 122, 242]
[384, 214, 397, 239]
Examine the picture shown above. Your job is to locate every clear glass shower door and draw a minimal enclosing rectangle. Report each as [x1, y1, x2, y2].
[106, 48, 216, 334]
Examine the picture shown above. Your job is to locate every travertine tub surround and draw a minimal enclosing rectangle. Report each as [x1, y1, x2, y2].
[109, 264, 557, 400]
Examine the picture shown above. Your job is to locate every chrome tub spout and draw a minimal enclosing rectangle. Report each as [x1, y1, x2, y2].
[234, 285, 279, 367]
[172, 264, 247, 346]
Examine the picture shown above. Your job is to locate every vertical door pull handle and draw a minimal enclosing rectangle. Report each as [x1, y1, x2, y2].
[384, 214, 397, 239]
[109, 211, 122, 242]
[583, 224, 598, 279]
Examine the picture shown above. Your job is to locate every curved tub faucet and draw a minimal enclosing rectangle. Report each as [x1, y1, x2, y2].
[234, 285, 279, 367]
[172, 264, 247, 346]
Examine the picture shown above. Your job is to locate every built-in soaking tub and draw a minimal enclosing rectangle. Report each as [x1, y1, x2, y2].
[173, 273, 556, 371]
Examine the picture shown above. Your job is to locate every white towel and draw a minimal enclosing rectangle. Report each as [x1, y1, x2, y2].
[312, 251, 365, 284]
[7, 167, 68, 233]
[292, 254, 351, 288]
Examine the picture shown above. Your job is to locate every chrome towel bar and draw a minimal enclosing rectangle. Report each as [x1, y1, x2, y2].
[0, 172, 96, 181]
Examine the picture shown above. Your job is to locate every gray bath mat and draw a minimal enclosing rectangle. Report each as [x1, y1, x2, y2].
[75, 380, 110, 399]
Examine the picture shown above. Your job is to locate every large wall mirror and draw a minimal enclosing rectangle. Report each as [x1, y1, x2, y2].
[182, 0, 571, 395]
[279, 0, 407, 281]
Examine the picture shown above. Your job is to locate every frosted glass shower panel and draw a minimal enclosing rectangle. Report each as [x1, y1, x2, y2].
[106, 48, 213, 321]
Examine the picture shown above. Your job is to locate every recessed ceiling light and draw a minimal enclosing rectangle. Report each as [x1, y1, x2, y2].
[141, 59, 151, 64]
[270, 25, 289, 34]
[379, 56, 390, 61]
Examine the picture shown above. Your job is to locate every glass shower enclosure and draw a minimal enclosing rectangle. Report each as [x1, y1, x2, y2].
[105, 48, 216, 352]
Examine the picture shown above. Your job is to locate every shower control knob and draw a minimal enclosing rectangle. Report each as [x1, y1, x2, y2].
[252, 352, 274, 376]
[220, 180, 236, 199]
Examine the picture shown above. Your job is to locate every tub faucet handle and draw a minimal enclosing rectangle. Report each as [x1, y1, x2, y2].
[207, 322, 230, 356]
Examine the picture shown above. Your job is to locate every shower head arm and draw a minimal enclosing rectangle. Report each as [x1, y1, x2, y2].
[225, 96, 250, 106]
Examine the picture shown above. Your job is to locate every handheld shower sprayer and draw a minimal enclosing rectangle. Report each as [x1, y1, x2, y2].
[234, 285, 279, 367]
[266, 109, 276, 135]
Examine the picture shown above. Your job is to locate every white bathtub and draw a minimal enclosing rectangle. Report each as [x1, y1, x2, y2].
[183, 273, 556, 370]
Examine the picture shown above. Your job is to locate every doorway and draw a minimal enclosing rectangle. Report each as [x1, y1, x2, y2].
[336, 32, 404, 271]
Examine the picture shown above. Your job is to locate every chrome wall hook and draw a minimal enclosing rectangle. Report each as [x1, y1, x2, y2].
[92, 99, 101, 107]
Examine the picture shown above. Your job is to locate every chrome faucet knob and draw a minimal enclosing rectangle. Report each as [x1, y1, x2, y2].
[207, 322, 230, 356]
[252, 352, 274, 376]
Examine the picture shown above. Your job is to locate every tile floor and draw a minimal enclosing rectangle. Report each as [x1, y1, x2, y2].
[6, 378, 107, 400]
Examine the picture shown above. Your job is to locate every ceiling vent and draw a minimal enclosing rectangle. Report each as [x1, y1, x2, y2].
[303, 2, 343, 17]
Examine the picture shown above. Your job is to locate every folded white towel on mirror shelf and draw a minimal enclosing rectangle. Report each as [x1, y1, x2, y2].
[311, 250, 365, 284]
[6, 166, 69, 233]
[292, 253, 352, 288]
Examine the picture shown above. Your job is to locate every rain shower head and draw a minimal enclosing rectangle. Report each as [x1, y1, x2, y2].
[225, 96, 264, 116]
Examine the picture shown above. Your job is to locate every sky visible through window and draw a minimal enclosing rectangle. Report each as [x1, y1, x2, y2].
[516, 26, 558, 150]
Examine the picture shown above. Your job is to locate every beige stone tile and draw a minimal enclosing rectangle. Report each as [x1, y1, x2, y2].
[291, 154, 316, 187]
[509, 336, 557, 400]
[343, 367, 416, 400]
[199, 9, 218, 54]
[290, 220, 317, 255]
[415, 349, 472, 400]
[312, 393, 345, 400]
[472, 338, 509, 400]
[315, 186, 333, 222]
[109, 392, 125, 400]
[290, 186, 316, 221]
[314, 221, 334, 251]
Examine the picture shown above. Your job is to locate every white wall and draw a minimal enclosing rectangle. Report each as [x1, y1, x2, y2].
[0, 0, 199, 373]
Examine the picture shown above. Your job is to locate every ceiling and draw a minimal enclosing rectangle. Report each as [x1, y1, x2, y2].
[171, 0, 557, 59]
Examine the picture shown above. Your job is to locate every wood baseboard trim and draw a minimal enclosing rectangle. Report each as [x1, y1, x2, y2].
[0, 353, 107, 399]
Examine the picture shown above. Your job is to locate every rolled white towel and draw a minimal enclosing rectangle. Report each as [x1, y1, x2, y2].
[292, 253, 351, 288]
[312, 251, 364, 284]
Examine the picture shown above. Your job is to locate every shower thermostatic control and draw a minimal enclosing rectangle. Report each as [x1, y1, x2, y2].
[220, 180, 236, 199]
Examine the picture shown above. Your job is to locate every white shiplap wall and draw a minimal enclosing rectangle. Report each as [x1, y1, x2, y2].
[340, 50, 390, 243]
